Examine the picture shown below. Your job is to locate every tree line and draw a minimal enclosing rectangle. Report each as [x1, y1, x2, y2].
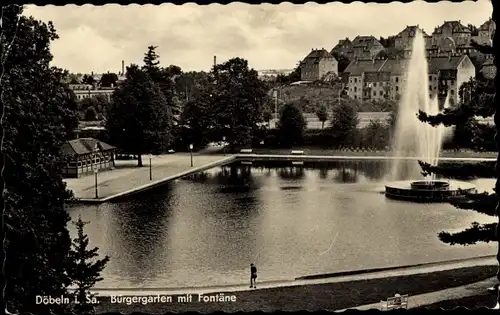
[4, 6, 109, 314]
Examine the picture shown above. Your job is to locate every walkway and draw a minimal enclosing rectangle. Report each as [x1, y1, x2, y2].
[337, 277, 498, 311]
[64, 153, 235, 202]
[91, 255, 496, 297]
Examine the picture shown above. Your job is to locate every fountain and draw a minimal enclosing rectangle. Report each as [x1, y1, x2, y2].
[384, 31, 476, 202]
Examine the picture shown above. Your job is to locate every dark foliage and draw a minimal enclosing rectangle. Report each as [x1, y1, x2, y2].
[3, 5, 82, 314]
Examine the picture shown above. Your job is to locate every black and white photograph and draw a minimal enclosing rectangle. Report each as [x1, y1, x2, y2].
[2, 0, 500, 313]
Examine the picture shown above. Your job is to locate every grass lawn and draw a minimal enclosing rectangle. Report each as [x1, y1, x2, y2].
[421, 292, 497, 310]
[96, 265, 496, 314]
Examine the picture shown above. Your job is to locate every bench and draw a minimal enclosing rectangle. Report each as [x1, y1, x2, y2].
[240, 149, 253, 153]
[380, 294, 408, 311]
[291, 150, 304, 155]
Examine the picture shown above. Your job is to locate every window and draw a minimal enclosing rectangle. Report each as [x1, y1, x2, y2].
[379, 91, 383, 96]
[354, 87, 357, 92]
[395, 77, 399, 82]
[354, 95, 357, 100]
[450, 80, 455, 85]
[429, 85, 432, 90]
[429, 76, 432, 81]
[396, 86, 399, 91]
[373, 91, 376, 96]
[374, 82, 377, 87]
[354, 78, 358, 83]
[451, 90, 454, 95]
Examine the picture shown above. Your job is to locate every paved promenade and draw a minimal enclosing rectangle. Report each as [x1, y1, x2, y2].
[64, 153, 235, 202]
[91, 255, 496, 297]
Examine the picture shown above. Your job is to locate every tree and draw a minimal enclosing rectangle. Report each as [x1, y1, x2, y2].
[82, 74, 95, 85]
[175, 71, 211, 103]
[316, 104, 329, 129]
[107, 64, 173, 166]
[210, 58, 269, 148]
[276, 63, 301, 85]
[362, 119, 389, 150]
[84, 106, 99, 121]
[99, 72, 118, 87]
[3, 5, 80, 314]
[416, 3, 499, 269]
[67, 216, 110, 314]
[179, 87, 215, 147]
[142, 46, 182, 122]
[278, 103, 307, 147]
[330, 101, 359, 146]
[332, 52, 351, 73]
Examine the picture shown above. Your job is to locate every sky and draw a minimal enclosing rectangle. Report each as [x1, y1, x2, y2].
[24, 1, 492, 74]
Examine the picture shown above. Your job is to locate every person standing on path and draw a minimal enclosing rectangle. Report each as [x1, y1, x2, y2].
[250, 263, 257, 288]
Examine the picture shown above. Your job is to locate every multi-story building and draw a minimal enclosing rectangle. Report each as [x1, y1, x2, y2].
[394, 25, 432, 52]
[473, 17, 495, 45]
[428, 54, 475, 106]
[350, 36, 385, 60]
[330, 38, 353, 57]
[344, 54, 475, 106]
[343, 58, 388, 100]
[69, 84, 115, 101]
[331, 36, 384, 61]
[427, 20, 474, 57]
[299, 49, 338, 81]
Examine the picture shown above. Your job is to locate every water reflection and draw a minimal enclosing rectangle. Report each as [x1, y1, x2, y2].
[67, 160, 496, 289]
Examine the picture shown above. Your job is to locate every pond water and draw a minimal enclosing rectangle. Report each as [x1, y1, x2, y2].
[66, 160, 496, 289]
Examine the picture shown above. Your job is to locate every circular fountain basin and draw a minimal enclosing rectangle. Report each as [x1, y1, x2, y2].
[385, 180, 476, 202]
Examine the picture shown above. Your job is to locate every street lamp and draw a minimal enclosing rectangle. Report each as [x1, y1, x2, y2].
[189, 144, 193, 167]
[149, 154, 153, 180]
[94, 169, 99, 199]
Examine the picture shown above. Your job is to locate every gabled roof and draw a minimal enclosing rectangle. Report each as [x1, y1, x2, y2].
[379, 58, 410, 76]
[351, 36, 383, 48]
[478, 18, 495, 31]
[61, 138, 115, 156]
[427, 55, 466, 74]
[338, 38, 352, 45]
[301, 49, 335, 66]
[396, 25, 430, 38]
[433, 21, 471, 34]
[344, 59, 387, 76]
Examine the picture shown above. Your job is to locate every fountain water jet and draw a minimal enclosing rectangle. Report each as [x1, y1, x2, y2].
[384, 31, 474, 202]
[389, 31, 450, 181]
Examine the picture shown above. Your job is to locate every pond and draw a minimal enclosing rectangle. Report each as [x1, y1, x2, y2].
[66, 160, 496, 289]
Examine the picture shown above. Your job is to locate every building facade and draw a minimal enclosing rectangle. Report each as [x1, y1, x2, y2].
[394, 25, 432, 51]
[473, 18, 495, 45]
[69, 84, 115, 101]
[299, 49, 338, 81]
[60, 138, 116, 178]
[427, 21, 474, 57]
[330, 38, 353, 56]
[344, 54, 475, 106]
[350, 36, 385, 60]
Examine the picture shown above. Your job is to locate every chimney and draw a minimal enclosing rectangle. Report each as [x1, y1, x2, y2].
[121, 60, 124, 75]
